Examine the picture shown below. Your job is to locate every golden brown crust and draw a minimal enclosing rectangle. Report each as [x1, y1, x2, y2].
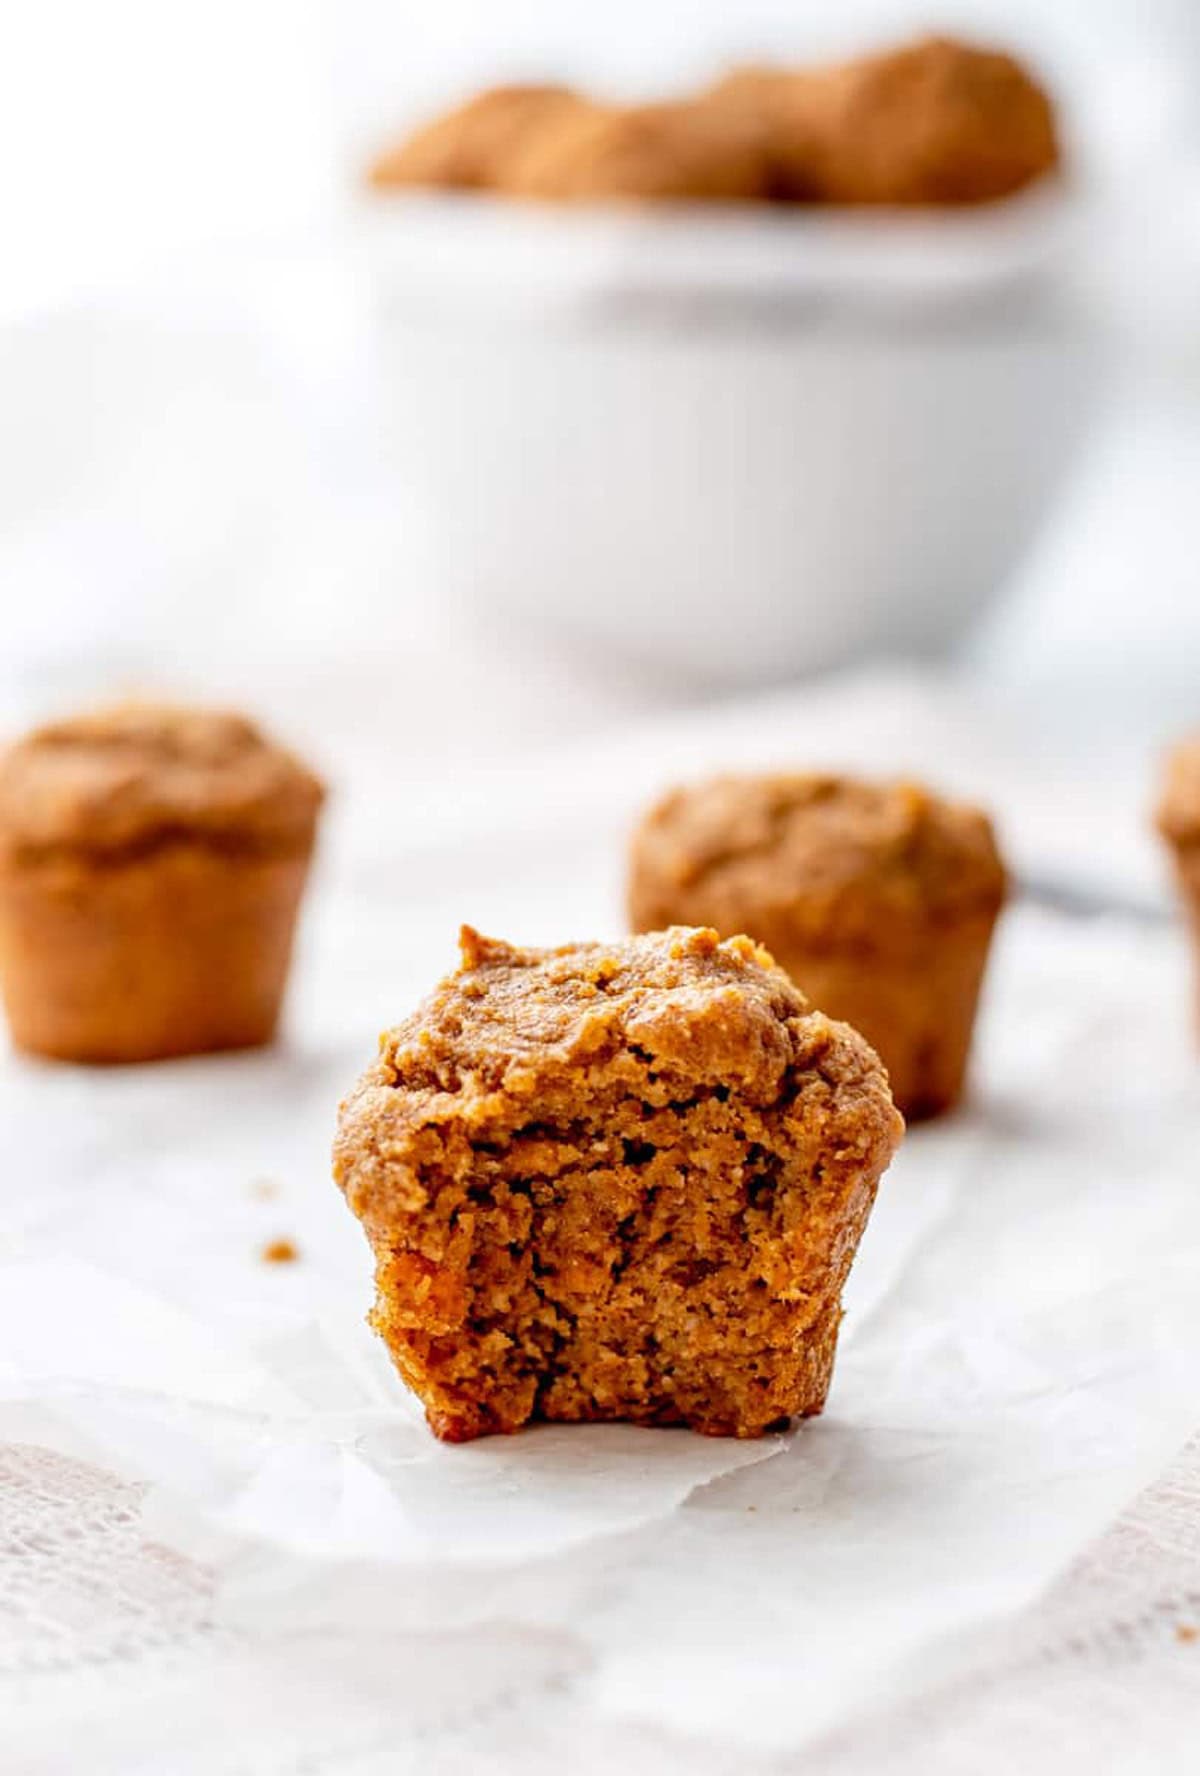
[334, 925, 902, 1442]
[0, 701, 322, 1063]
[0, 844, 313, 1062]
[499, 99, 771, 203]
[627, 775, 1006, 1121]
[368, 85, 585, 192]
[0, 701, 324, 864]
[629, 774, 1006, 944]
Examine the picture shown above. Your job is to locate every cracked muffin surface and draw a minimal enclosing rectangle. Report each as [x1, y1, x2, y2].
[0, 701, 322, 863]
[334, 924, 901, 1442]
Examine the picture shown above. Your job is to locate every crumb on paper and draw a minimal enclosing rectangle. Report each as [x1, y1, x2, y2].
[261, 1238, 299, 1265]
[1177, 1623, 1198, 1644]
[250, 1177, 281, 1200]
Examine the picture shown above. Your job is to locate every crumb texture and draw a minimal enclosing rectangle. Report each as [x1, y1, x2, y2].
[334, 925, 902, 1442]
[0, 701, 324, 862]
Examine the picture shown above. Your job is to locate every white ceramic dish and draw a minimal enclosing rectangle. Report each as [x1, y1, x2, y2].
[368, 189, 1106, 686]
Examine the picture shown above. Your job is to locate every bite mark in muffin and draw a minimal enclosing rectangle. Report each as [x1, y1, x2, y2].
[334, 925, 901, 1441]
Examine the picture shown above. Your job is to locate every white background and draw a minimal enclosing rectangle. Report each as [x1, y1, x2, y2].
[3, 1, 1200, 321]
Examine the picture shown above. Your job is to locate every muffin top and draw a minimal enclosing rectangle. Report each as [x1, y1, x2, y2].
[1158, 736, 1200, 847]
[0, 701, 324, 862]
[629, 773, 1007, 940]
[336, 922, 901, 1240]
[375, 924, 819, 1101]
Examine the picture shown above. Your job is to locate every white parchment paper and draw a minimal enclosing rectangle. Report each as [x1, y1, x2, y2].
[3, 731, 1199, 1761]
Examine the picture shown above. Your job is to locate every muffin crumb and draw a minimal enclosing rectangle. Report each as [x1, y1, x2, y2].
[261, 1237, 299, 1265]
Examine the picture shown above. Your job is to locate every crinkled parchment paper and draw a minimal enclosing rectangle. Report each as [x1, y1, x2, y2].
[3, 764, 1199, 1757]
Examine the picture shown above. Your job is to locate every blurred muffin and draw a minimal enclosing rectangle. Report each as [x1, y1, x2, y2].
[0, 702, 324, 1063]
[1156, 736, 1200, 1032]
[708, 66, 831, 200]
[629, 773, 1007, 1120]
[369, 36, 1058, 210]
[800, 35, 1059, 206]
[368, 84, 584, 192]
[499, 98, 771, 203]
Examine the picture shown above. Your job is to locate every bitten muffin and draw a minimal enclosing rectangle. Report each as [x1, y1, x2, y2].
[1156, 736, 1200, 1030]
[334, 925, 901, 1442]
[368, 84, 585, 192]
[0, 702, 324, 1063]
[629, 775, 1007, 1121]
[499, 99, 771, 203]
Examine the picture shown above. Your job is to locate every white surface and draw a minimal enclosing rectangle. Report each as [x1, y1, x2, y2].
[3, 676, 1200, 1773]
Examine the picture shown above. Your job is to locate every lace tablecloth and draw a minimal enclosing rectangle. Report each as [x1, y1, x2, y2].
[4, 674, 1200, 1774]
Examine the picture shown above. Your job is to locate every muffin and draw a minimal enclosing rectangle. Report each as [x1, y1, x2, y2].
[803, 35, 1059, 207]
[1156, 736, 1200, 1029]
[712, 36, 1058, 206]
[334, 925, 901, 1441]
[368, 84, 584, 192]
[0, 702, 324, 1063]
[499, 98, 771, 203]
[628, 775, 1007, 1121]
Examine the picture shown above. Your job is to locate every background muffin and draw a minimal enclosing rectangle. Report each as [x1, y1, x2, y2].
[707, 65, 832, 200]
[629, 774, 1007, 1120]
[0, 702, 324, 1062]
[792, 35, 1060, 206]
[368, 83, 584, 191]
[499, 97, 772, 203]
[371, 35, 1059, 209]
[1156, 736, 1200, 1032]
[334, 925, 901, 1442]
